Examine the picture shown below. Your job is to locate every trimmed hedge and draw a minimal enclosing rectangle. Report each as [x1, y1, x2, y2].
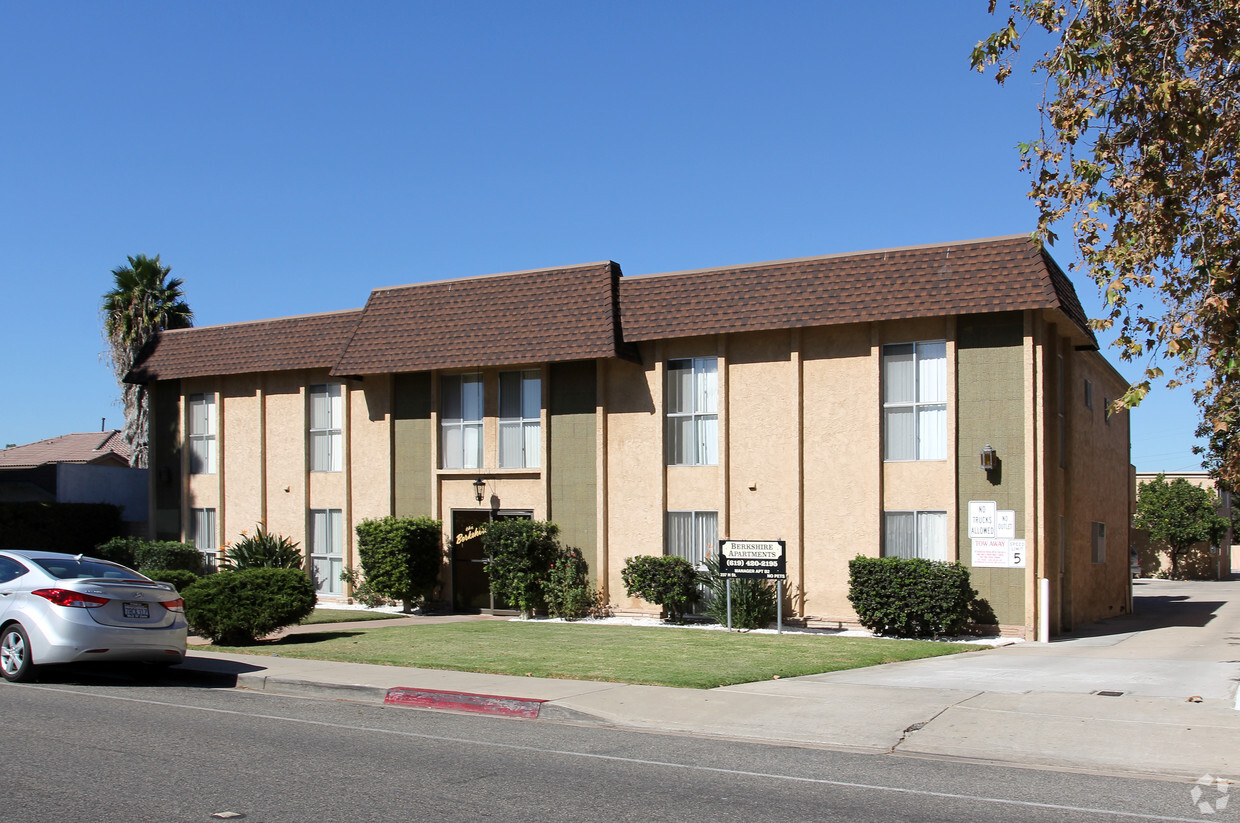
[355, 516, 443, 609]
[144, 569, 202, 591]
[182, 568, 316, 645]
[95, 536, 144, 568]
[847, 556, 976, 638]
[481, 520, 561, 617]
[135, 541, 205, 574]
[621, 555, 701, 623]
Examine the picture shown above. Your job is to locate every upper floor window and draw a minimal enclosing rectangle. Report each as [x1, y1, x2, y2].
[667, 357, 718, 466]
[882, 510, 947, 561]
[883, 341, 946, 461]
[188, 393, 217, 474]
[499, 370, 541, 468]
[441, 373, 483, 469]
[309, 383, 343, 472]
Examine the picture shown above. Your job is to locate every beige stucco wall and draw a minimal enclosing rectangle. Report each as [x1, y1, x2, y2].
[604, 349, 666, 614]
[800, 323, 880, 621]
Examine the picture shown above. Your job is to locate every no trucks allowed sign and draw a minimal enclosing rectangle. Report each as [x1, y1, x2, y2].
[718, 539, 786, 579]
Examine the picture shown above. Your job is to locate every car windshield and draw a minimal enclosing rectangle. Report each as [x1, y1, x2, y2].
[29, 557, 149, 581]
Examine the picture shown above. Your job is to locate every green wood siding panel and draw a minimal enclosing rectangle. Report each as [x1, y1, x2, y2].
[549, 361, 598, 572]
[394, 372, 432, 518]
[956, 314, 1026, 626]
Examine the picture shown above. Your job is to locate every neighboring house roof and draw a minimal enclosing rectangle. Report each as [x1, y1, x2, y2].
[618, 235, 1095, 343]
[126, 309, 363, 382]
[0, 431, 132, 468]
[125, 235, 1097, 383]
[333, 261, 630, 376]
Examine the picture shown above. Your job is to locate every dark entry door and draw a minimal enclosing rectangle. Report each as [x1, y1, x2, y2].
[451, 511, 491, 613]
[450, 510, 533, 613]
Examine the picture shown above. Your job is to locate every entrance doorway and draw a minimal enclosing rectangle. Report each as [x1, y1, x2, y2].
[450, 510, 531, 613]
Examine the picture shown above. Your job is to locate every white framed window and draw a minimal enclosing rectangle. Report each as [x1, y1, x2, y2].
[883, 342, 947, 461]
[499, 370, 541, 468]
[190, 508, 217, 571]
[188, 393, 217, 474]
[310, 508, 344, 595]
[666, 510, 718, 568]
[666, 357, 718, 466]
[1092, 521, 1106, 564]
[883, 510, 948, 561]
[441, 373, 484, 469]
[309, 383, 343, 472]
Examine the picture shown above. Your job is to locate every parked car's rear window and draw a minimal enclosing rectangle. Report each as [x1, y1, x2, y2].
[28, 557, 148, 581]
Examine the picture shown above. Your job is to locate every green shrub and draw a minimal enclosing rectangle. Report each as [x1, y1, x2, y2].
[701, 555, 777, 629]
[847, 556, 977, 638]
[95, 536, 144, 568]
[135, 540, 205, 574]
[482, 520, 561, 617]
[222, 524, 302, 570]
[339, 565, 394, 609]
[182, 568, 317, 645]
[355, 516, 443, 610]
[144, 569, 202, 591]
[621, 555, 701, 623]
[544, 546, 601, 620]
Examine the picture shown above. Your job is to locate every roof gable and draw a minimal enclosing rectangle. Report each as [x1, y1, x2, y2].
[331, 262, 627, 375]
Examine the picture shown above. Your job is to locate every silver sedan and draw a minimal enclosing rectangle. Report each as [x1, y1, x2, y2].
[0, 549, 188, 682]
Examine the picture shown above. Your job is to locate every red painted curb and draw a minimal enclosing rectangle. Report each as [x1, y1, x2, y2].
[384, 687, 547, 718]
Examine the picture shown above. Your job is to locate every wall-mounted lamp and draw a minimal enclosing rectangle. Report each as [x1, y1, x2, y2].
[473, 477, 486, 504]
[980, 444, 997, 472]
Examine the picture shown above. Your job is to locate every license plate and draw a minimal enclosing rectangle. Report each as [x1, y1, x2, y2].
[123, 602, 150, 619]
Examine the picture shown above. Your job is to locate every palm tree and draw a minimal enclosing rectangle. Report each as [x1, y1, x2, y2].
[102, 254, 193, 467]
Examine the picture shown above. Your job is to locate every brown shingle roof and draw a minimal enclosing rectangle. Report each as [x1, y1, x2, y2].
[126, 309, 363, 382]
[331, 262, 628, 375]
[0, 431, 132, 468]
[618, 234, 1095, 344]
[125, 235, 1095, 384]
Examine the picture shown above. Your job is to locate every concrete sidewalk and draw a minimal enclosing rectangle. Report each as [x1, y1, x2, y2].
[177, 579, 1240, 781]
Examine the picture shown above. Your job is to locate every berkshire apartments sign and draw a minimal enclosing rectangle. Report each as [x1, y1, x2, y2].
[718, 539, 787, 579]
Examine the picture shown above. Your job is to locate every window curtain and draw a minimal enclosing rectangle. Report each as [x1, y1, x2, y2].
[916, 511, 947, 560]
[883, 512, 915, 558]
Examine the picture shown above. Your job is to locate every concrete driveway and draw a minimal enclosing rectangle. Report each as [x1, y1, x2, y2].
[778, 578, 1240, 703]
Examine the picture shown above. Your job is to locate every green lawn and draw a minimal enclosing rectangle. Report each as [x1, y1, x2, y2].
[299, 608, 406, 625]
[205, 621, 984, 689]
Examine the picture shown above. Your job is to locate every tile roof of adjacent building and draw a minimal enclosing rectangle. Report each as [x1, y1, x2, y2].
[331, 262, 630, 375]
[0, 431, 132, 468]
[617, 234, 1096, 344]
[126, 309, 363, 382]
[125, 234, 1096, 383]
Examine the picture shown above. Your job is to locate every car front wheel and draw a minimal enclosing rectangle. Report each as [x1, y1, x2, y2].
[0, 624, 34, 682]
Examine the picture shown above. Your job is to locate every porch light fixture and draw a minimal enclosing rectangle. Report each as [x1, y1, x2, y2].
[980, 445, 997, 472]
[473, 477, 486, 503]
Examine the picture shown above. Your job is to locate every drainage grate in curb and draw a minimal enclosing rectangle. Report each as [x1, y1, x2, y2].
[1093, 690, 1125, 697]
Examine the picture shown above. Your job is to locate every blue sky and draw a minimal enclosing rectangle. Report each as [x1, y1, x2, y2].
[0, 1, 1206, 471]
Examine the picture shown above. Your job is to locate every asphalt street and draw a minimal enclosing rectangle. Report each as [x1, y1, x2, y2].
[6, 670, 1230, 823]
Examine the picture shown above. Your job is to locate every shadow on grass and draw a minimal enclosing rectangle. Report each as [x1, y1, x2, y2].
[265, 630, 365, 645]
